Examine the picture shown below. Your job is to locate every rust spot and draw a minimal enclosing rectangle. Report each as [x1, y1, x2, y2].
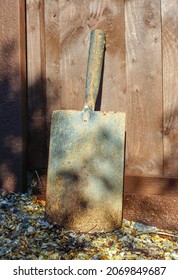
[46, 30, 125, 232]
[46, 110, 125, 232]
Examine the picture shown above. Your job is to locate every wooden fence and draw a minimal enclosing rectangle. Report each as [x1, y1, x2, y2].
[26, 0, 178, 196]
[0, 0, 178, 200]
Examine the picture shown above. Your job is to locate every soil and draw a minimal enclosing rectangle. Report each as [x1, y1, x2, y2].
[123, 194, 178, 231]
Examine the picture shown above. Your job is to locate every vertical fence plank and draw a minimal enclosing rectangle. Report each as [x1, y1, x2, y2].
[162, 0, 178, 176]
[45, 0, 60, 131]
[58, 0, 88, 112]
[0, 0, 27, 193]
[27, 0, 47, 169]
[100, 0, 126, 112]
[125, 0, 163, 177]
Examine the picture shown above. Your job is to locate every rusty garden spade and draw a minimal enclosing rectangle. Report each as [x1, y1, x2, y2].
[46, 29, 125, 232]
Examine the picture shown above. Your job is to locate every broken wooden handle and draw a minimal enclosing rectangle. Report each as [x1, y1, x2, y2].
[84, 29, 105, 111]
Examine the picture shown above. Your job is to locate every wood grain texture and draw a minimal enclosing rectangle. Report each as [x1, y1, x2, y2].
[27, 0, 47, 168]
[45, 0, 60, 127]
[162, 0, 178, 176]
[26, 0, 178, 189]
[58, 0, 126, 112]
[125, 0, 163, 176]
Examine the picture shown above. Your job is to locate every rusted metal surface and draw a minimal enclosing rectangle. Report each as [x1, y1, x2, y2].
[46, 30, 125, 232]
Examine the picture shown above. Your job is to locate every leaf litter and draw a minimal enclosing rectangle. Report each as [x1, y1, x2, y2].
[0, 193, 178, 260]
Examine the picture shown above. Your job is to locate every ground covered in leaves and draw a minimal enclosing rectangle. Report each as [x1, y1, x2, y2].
[0, 193, 178, 260]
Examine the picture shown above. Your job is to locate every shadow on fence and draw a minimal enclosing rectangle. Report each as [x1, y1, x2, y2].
[0, 39, 26, 193]
[0, 35, 178, 232]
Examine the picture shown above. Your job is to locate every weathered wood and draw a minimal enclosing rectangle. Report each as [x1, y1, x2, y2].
[125, 0, 163, 176]
[45, 0, 60, 130]
[57, 0, 126, 112]
[125, 175, 178, 196]
[89, 0, 126, 112]
[162, 0, 178, 176]
[27, 0, 47, 169]
[0, 0, 26, 193]
[85, 29, 106, 110]
[26, 0, 178, 197]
